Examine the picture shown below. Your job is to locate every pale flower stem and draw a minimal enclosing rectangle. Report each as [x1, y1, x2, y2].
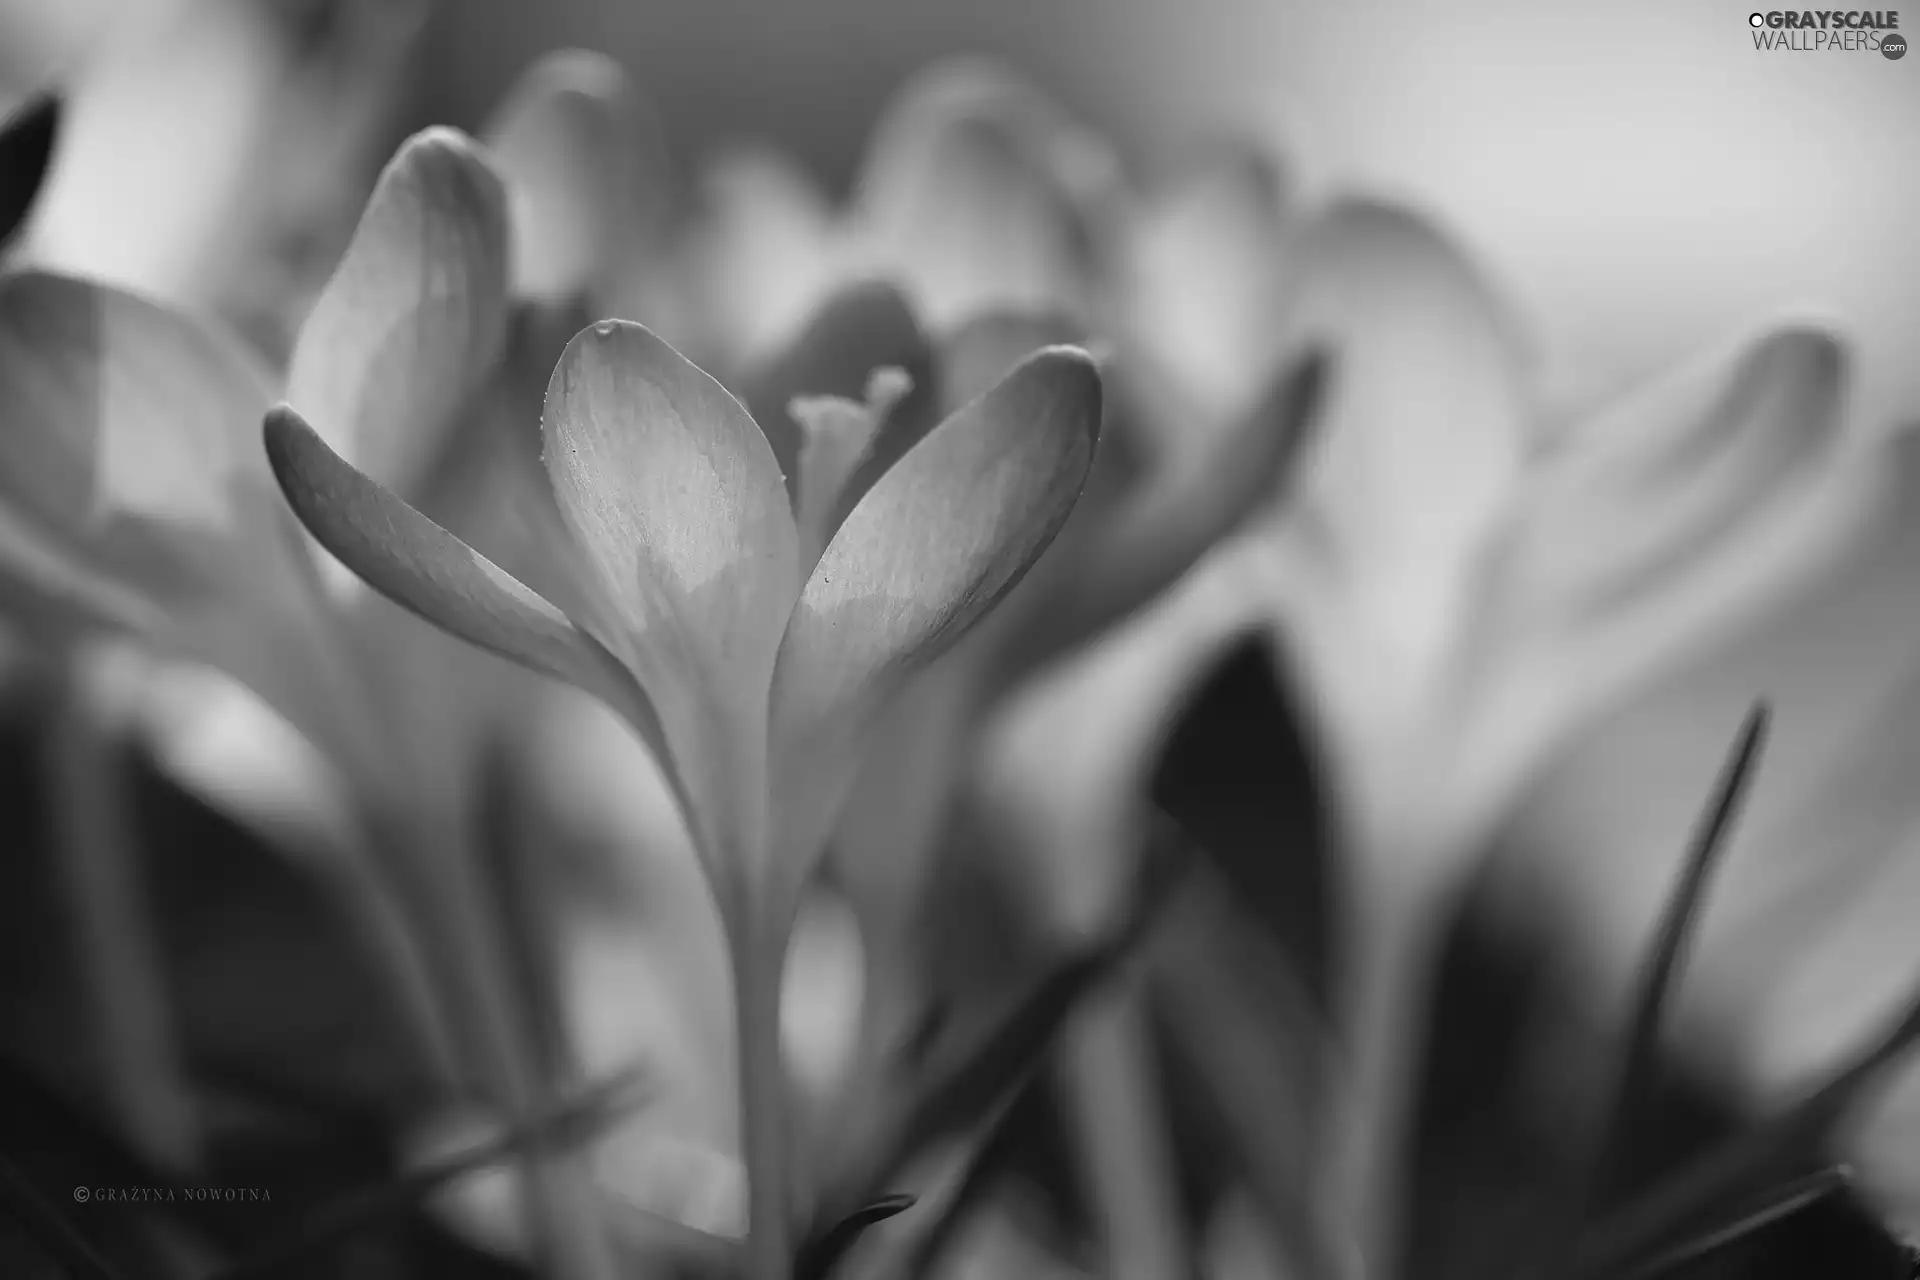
[1061, 978, 1193, 1280]
[732, 919, 795, 1280]
[1329, 865, 1451, 1280]
[45, 662, 198, 1172]
[412, 818, 617, 1280]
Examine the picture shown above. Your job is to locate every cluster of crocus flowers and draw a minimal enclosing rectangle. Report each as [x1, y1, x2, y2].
[975, 181, 1887, 1275]
[267, 235, 1106, 1280]
[1, 27, 1912, 1280]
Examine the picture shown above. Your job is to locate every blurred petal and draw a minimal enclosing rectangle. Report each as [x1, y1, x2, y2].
[1118, 140, 1294, 430]
[285, 126, 510, 493]
[263, 404, 661, 747]
[483, 49, 664, 307]
[736, 279, 936, 491]
[768, 347, 1100, 882]
[788, 366, 913, 575]
[1459, 325, 1885, 833]
[0, 91, 57, 248]
[681, 147, 837, 368]
[1258, 201, 1530, 834]
[937, 309, 1087, 412]
[0, 269, 286, 623]
[992, 348, 1327, 687]
[544, 321, 801, 876]
[850, 59, 1116, 330]
[1278, 199, 1529, 690]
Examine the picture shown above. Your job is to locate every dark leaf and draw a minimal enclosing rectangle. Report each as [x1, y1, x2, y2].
[0, 93, 58, 249]
[1148, 630, 1332, 999]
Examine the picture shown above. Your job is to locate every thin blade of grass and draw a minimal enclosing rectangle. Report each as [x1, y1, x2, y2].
[1592, 702, 1770, 1201]
[0, 1150, 130, 1280]
[899, 1081, 1036, 1280]
[1570, 967, 1920, 1279]
[208, 1065, 650, 1280]
[814, 819, 1194, 1242]
[1608, 1164, 1851, 1280]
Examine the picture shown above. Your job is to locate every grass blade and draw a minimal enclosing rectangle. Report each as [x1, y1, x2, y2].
[811, 821, 1193, 1246]
[795, 1193, 918, 1280]
[1591, 702, 1770, 1202]
[1608, 1165, 1850, 1280]
[0, 1150, 130, 1280]
[207, 1065, 649, 1280]
[1570, 964, 1920, 1279]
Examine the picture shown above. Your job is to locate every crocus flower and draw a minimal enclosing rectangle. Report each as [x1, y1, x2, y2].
[978, 194, 1886, 1276]
[266, 260, 1103, 1275]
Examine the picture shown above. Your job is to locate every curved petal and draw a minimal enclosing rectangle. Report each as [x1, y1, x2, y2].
[1117, 139, 1294, 431]
[0, 269, 283, 622]
[1260, 199, 1532, 832]
[482, 49, 666, 307]
[680, 147, 839, 369]
[766, 346, 1101, 887]
[991, 348, 1329, 688]
[788, 367, 914, 576]
[849, 59, 1117, 330]
[1456, 325, 1885, 839]
[285, 126, 510, 494]
[264, 404, 659, 739]
[543, 320, 801, 880]
[1276, 199, 1531, 685]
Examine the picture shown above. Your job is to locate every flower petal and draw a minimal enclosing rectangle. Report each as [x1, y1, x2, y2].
[543, 320, 801, 876]
[285, 126, 510, 493]
[680, 147, 839, 369]
[263, 403, 658, 739]
[788, 367, 914, 576]
[1117, 139, 1294, 430]
[0, 92, 58, 249]
[0, 269, 285, 624]
[482, 49, 665, 308]
[735, 280, 936, 494]
[766, 346, 1101, 884]
[849, 59, 1117, 330]
[1261, 200, 1531, 809]
[1456, 325, 1885, 829]
[992, 348, 1329, 686]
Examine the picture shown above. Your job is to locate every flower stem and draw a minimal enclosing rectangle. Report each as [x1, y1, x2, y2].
[46, 657, 197, 1172]
[1061, 979, 1192, 1280]
[731, 916, 794, 1280]
[1329, 860, 1452, 1280]
[377, 809, 615, 1280]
